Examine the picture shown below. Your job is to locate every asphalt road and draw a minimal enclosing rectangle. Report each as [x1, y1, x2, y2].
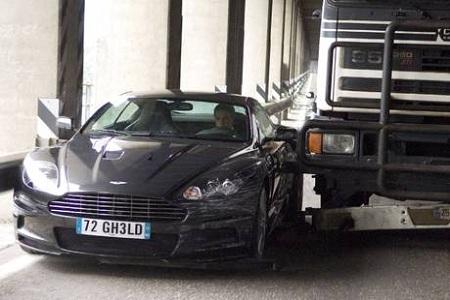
[0, 225, 449, 300]
[0, 174, 449, 299]
[1, 84, 449, 299]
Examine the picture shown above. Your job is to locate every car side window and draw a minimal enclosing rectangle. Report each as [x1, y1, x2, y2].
[253, 103, 275, 140]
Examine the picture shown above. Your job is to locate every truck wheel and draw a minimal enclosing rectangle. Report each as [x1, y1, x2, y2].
[253, 188, 268, 260]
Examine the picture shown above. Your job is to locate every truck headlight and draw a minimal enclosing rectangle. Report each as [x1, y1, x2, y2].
[307, 132, 356, 155]
[323, 134, 355, 154]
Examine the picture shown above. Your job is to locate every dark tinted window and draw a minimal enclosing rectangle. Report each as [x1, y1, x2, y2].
[84, 98, 250, 142]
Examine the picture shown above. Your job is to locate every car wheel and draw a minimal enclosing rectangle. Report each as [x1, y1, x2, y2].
[253, 188, 268, 260]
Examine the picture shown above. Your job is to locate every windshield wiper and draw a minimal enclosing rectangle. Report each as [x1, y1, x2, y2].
[129, 131, 153, 137]
[89, 129, 130, 136]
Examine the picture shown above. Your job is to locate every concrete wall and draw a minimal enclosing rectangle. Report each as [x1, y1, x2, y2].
[84, 0, 169, 111]
[0, 0, 309, 156]
[281, 0, 293, 83]
[180, 0, 228, 91]
[0, 0, 58, 156]
[242, 0, 306, 104]
[241, 0, 269, 103]
[268, 0, 285, 100]
[294, 2, 308, 76]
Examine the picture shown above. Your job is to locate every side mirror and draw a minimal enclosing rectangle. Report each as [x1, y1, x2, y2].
[56, 116, 73, 130]
[306, 92, 315, 99]
[312, 9, 322, 19]
[275, 125, 297, 141]
[263, 126, 298, 150]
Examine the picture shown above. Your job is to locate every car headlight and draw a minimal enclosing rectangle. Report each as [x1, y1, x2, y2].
[183, 178, 243, 201]
[22, 156, 59, 193]
[307, 131, 356, 155]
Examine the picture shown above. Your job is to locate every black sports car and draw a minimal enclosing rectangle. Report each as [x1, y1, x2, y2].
[14, 91, 299, 265]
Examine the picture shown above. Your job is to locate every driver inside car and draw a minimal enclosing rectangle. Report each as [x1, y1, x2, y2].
[196, 104, 238, 137]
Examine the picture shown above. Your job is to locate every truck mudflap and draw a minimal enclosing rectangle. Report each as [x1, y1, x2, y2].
[310, 205, 450, 231]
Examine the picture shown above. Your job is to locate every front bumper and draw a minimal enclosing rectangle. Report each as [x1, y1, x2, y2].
[300, 119, 450, 201]
[14, 192, 257, 264]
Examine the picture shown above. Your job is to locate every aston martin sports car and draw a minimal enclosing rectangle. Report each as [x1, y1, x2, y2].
[14, 91, 299, 265]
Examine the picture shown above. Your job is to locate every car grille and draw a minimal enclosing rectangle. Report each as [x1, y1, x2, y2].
[48, 193, 187, 222]
[55, 228, 178, 257]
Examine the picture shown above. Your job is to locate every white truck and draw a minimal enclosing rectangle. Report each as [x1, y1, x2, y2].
[299, 0, 450, 231]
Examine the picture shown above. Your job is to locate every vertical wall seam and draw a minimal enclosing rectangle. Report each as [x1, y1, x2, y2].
[226, 0, 246, 94]
[166, 0, 183, 90]
[57, 0, 85, 136]
[264, 0, 273, 103]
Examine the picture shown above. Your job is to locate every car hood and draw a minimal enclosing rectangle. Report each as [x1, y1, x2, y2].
[58, 134, 248, 197]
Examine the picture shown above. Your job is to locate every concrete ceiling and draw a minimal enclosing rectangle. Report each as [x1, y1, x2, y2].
[300, 0, 323, 60]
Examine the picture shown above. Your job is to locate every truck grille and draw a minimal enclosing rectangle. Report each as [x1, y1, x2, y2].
[422, 49, 450, 72]
[343, 46, 450, 72]
[341, 78, 450, 96]
[48, 193, 187, 222]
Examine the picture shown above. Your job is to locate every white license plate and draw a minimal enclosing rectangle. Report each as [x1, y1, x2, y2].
[76, 218, 151, 240]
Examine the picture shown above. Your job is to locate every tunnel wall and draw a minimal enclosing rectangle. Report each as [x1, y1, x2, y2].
[0, 0, 58, 156]
[241, 0, 269, 102]
[84, 0, 170, 112]
[268, 0, 285, 100]
[85, 0, 310, 109]
[0, 0, 309, 156]
[180, 0, 228, 91]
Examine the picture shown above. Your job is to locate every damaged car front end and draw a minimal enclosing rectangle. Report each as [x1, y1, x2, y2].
[14, 92, 297, 266]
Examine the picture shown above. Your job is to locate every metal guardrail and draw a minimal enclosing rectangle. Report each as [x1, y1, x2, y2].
[265, 71, 310, 119]
[0, 151, 27, 192]
[265, 97, 294, 116]
[281, 71, 310, 96]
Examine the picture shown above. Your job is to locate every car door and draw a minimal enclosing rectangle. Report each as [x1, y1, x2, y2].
[252, 102, 288, 229]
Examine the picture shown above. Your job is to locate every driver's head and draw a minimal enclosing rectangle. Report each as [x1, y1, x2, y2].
[214, 104, 235, 129]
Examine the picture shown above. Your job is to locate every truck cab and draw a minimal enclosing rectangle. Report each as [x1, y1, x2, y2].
[300, 0, 450, 208]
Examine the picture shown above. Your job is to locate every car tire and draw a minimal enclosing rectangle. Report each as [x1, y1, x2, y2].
[253, 188, 268, 260]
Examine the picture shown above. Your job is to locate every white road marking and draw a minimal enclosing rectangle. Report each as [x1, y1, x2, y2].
[0, 254, 42, 281]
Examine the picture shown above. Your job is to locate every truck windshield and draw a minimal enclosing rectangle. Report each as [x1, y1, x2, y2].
[332, 0, 447, 2]
[330, 0, 450, 4]
[329, 0, 450, 9]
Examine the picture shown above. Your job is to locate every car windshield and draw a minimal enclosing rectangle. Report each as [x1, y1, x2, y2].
[83, 98, 250, 142]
